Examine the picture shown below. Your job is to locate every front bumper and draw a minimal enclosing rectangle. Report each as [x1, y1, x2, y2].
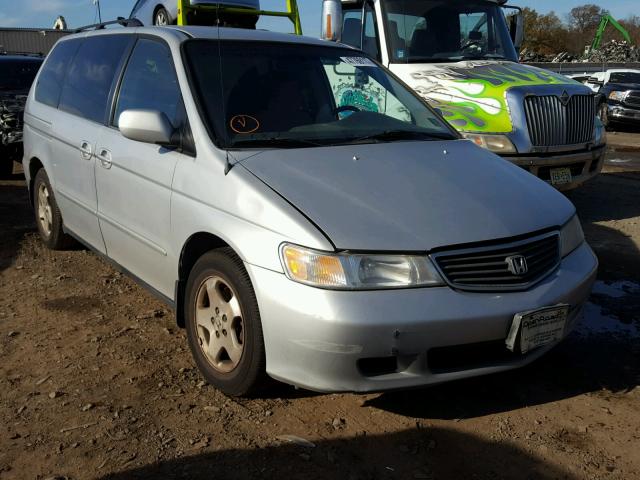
[247, 242, 598, 393]
[505, 145, 606, 191]
[609, 104, 640, 123]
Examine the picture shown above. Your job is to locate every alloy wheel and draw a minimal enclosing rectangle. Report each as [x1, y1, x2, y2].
[194, 276, 245, 374]
[37, 182, 53, 238]
[155, 10, 169, 26]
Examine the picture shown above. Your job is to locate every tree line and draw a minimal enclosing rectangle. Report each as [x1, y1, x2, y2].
[521, 4, 640, 55]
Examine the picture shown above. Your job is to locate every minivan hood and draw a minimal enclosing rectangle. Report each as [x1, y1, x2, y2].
[240, 140, 575, 251]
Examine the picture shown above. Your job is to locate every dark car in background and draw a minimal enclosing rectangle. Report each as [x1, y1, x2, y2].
[0, 55, 43, 177]
[591, 70, 640, 130]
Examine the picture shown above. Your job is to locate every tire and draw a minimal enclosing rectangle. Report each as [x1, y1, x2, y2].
[185, 248, 267, 397]
[33, 169, 75, 250]
[153, 7, 171, 26]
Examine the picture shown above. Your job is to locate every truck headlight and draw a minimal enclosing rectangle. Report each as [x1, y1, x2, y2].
[608, 91, 628, 102]
[560, 215, 585, 258]
[280, 244, 445, 290]
[462, 133, 517, 154]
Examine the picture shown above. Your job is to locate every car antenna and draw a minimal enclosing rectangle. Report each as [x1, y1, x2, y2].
[216, 12, 233, 176]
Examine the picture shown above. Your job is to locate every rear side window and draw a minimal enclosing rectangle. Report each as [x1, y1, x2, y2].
[35, 39, 82, 107]
[113, 39, 182, 128]
[59, 35, 131, 124]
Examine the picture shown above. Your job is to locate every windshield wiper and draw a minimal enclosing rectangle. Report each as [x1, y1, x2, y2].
[337, 130, 455, 145]
[229, 137, 325, 149]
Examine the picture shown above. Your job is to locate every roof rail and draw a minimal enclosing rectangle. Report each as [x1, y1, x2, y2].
[74, 17, 143, 33]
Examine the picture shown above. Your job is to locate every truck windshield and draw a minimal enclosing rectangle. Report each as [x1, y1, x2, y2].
[183, 40, 457, 149]
[381, 0, 518, 63]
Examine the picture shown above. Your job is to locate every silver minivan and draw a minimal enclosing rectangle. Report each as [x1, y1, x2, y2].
[23, 26, 598, 396]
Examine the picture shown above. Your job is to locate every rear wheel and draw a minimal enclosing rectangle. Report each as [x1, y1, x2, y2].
[153, 7, 170, 26]
[33, 169, 75, 250]
[185, 248, 267, 397]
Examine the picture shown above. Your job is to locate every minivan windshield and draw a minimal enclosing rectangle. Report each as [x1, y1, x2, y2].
[381, 0, 518, 63]
[184, 40, 457, 149]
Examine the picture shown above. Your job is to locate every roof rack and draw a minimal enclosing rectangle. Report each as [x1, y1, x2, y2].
[177, 0, 302, 35]
[74, 17, 143, 33]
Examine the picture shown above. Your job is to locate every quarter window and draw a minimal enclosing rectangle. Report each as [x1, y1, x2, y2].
[59, 35, 131, 123]
[35, 39, 82, 108]
[113, 39, 182, 128]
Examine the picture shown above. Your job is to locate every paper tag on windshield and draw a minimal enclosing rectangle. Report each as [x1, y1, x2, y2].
[341, 56, 376, 67]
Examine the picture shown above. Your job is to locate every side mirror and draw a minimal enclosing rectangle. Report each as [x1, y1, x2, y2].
[119, 109, 175, 145]
[321, 0, 343, 42]
[504, 6, 525, 50]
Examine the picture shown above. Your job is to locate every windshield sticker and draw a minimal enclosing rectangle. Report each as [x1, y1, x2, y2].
[340, 57, 376, 68]
[230, 115, 260, 134]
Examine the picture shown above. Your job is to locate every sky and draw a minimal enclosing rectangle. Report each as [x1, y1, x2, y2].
[0, 1, 637, 35]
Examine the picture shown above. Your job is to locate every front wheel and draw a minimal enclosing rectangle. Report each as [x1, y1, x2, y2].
[153, 7, 171, 26]
[185, 248, 267, 397]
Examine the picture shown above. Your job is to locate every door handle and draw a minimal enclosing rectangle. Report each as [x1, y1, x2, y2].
[97, 148, 112, 169]
[80, 141, 93, 160]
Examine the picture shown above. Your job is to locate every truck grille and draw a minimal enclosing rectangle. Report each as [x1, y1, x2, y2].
[625, 91, 640, 109]
[431, 233, 560, 292]
[524, 94, 595, 147]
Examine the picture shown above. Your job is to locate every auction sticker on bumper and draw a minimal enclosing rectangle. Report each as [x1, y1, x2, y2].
[550, 167, 572, 186]
[506, 305, 570, 354]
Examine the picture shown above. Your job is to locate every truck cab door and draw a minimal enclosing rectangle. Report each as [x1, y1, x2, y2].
[340, 1, 385, 64]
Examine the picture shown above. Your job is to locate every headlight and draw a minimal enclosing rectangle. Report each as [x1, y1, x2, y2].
[594, 117, 607, 146]
[462, 133, 517, 154]
[280, 244, 445, 290]
[560, 215, 585, 258]
[608, 91, 628, 102]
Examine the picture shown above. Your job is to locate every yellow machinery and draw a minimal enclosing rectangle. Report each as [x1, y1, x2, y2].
[176, 0, 302, 35]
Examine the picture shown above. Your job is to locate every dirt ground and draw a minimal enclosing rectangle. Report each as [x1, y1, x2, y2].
[1, 139, 639, 480]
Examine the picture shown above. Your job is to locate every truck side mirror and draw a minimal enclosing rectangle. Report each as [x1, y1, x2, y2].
[321, 0, 343, 42]
[508, 8, 525, 50]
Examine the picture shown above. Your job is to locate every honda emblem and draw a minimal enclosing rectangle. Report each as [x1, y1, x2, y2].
[506, 255, 528, 276]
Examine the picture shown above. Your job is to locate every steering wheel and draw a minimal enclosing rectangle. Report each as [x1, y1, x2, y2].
[335, 105, 361, 116]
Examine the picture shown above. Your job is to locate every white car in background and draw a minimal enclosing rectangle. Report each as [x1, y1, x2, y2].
[129, 0, 260, 25]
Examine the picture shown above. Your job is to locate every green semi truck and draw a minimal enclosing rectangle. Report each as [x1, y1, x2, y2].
[321, 0, 607, 190]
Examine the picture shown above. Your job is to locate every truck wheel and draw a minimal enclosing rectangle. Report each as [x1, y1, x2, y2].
[185, 248, 267, 397]
[33, 169, 75, 250]
[154, 7, 170, 25]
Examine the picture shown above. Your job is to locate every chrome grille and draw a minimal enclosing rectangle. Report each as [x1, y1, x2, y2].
[432, 233, 560, 292]
[524, 94, 595, 147]
[625, 91, 640, 109]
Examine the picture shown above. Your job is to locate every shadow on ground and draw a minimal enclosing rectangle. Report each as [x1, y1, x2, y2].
[97, 427, 577, 480]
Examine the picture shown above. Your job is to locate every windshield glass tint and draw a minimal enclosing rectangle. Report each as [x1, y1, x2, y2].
[609, 72, 640, 84]
[0, 60, 42, 91]
[184, 40, 456, 148]
[382, 0, 518, 63]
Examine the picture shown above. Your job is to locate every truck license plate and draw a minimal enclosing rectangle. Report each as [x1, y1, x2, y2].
[550, 167, 572, 186]
[505, 305, 570, 354]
